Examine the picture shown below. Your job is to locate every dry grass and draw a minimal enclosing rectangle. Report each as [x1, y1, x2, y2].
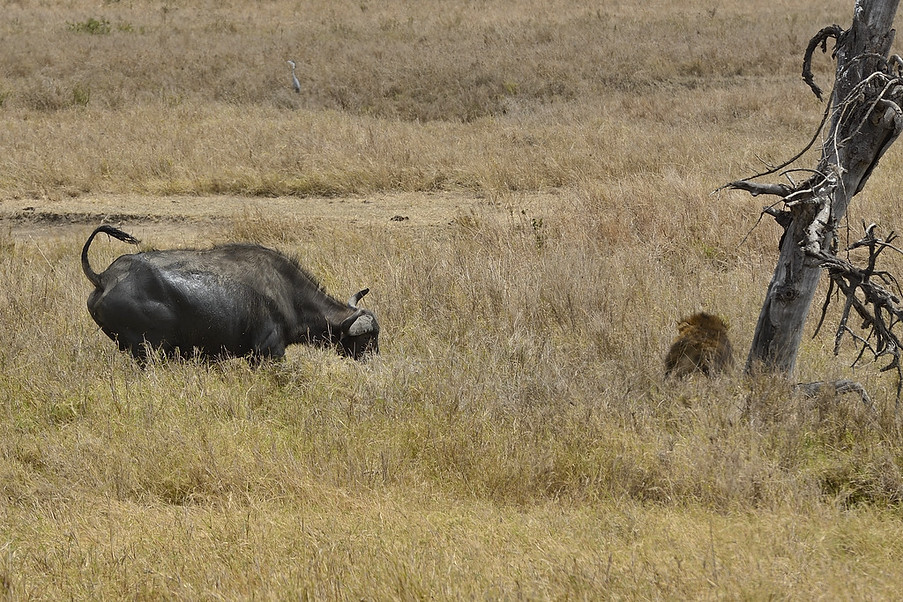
[0, 0, 836, 198]
[4, 0, 903, 598]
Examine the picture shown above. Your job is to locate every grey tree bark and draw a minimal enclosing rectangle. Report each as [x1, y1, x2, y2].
[731, 0, 903, 375]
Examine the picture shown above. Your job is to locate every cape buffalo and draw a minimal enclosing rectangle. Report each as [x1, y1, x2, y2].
[81, 225, 379, 361]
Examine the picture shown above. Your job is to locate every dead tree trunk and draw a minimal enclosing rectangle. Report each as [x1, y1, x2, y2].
[730, 0, 902, 375]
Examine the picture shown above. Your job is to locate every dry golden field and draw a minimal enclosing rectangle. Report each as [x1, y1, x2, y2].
[4, 0, 903, 598]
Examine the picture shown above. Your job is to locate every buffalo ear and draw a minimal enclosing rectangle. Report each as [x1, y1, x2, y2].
[348, 288, 370, 307]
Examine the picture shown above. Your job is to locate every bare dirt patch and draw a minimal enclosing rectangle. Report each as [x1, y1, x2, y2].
[0, 192, 505, 241]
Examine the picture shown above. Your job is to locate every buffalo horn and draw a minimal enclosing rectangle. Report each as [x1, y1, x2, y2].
[348, 288, 370, 307]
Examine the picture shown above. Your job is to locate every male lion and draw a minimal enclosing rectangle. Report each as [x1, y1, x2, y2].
[664, 312, 734, 377]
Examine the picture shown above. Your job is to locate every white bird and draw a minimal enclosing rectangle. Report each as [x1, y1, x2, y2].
[287, 60, 301, 93]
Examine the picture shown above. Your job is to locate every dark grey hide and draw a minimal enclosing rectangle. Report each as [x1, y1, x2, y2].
[81, 225, 379, 361]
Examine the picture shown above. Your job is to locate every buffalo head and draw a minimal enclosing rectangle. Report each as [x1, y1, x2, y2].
[338, 288, 380, 359]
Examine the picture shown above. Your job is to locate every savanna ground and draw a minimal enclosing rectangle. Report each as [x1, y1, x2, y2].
[4, 0, 903, 598]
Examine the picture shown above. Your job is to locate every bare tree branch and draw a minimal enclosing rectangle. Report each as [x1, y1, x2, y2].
[722, 181, 791, 197]
[713, 100, 832, 194]
[803, 24, 844, 100]
[807, 224, 903, 401]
